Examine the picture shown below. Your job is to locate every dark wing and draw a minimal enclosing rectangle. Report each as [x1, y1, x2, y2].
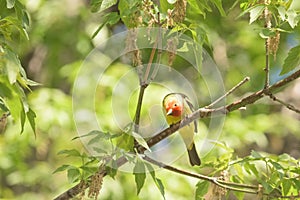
[181, 93, 198, 133]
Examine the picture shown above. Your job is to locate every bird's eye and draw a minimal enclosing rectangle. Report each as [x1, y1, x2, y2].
[174, 103, 177, 107]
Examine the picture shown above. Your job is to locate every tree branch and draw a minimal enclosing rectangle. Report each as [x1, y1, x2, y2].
[263, 0, 271, 89]
[268, 94, 300, 114]
[143, 156, 259, 194]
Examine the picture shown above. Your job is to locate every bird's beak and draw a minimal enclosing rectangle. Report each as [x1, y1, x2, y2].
[166, 109, 173, 116]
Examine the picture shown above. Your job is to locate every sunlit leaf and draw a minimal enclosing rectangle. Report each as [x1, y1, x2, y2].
[92, 147, 107, 154]
[293, 179, 300, 190]
[187, 0, 207, 17]
[269, 160, 283, 170]
[195, 180, 209, 198]
[90, 0, 103, 12]
[133, 159, 146, 195]
[281, 178, 292, 196]
[6, 0, 15, 8]
[145, 163, 165, 199]
[287, 10, 299, 28]
[211, 0, 226, 17]
[249, 5, 265, 24]
[92, 12, 120, 39]
[105, 164, 117, 179]
[259, 28, 276, 39]
[261, 180, 275, 194]
[20, 106, 25, 134]
[132, 131, 151, 152]
[280, 45, 300, 75]
[0, 76, 23, 123]
[244, 162, 259, 177]
[100, 0, 117, 12]
[57, 149, 82, 157]
[72, 130, 104, 140]
[53, 164, 71, 174]
[277, 6, 286, 21]
[26, 108, 36, 136]
[177, 42, 189, 52]
[0, 16, 29, 40]
[116, 132, 134, 151]
[251, 150, 263, 159]
[67, 168, 81, 183]
[5, 48, 20, 84]
[155, 178, 165, 199]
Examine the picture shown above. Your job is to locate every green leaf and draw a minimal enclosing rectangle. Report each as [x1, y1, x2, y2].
[6, 0, 15, 9]
[249, 5, 265, 24]
[187, 0, 207, 17]
[269, 160, 283, 170]
[281, 178, 292, 196]
[155, 178, 165, 199]
[211, 0, 226, 17]
[0, 76, 23, 123]
[177, 42, 189, 52]
[287, 10, 299, 28]
[277, 6, 286, 21]
[259, 28, 276, 39]
[1, 16, 29, 40]
[280, 45, 300, 75]
[106, 12, 120, 25]
[132, 131, 151, 152]
[20, 106, 25, 134]
[293, 179, 300, 190]
[67, 168, 81, 183]
[195, 181, 210, 198]
[72, 130, 104, 140]
[93, 147, 107, 154]
[244, 162, 259, 177]
[261, 180, 274, 194]
[133, 159, 146, 195]
[53, 164, 71, 174]
[91, 12, 120, 39]
[105, 164, 117, 179]
[117, 131, 134, 151]
[57, 149, 82, 157]
[285, 0, 293, 10]
[26, 108, 36, 136]
[5, 48, 20, 84]
[251, 150, 263, 158]
[90, 0, 103, 12]
[145, 163, 165, 199]
[100, 0, 117, 12]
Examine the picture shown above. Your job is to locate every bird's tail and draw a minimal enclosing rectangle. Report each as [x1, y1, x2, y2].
[187, 143, 201, 166]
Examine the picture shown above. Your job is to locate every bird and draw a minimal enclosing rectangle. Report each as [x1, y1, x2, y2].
[162, 93, 201, 166]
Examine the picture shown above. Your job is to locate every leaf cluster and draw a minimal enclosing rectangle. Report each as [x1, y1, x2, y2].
[0, 0, 37, 135]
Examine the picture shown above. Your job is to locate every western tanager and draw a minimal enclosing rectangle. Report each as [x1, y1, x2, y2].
[162, 93, 201, 166]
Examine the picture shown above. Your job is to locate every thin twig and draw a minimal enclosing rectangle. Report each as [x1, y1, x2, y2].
[150, 13, 163, 82]
[206, 77, 250, 109]
[134, 28, 161, 133]
[133, 85, 147, 133]
[264, 0, 271, 89]
[268, 94, 300, 114]
[143, 38, 158, 83]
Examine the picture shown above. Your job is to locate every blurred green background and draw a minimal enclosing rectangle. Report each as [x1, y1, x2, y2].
[1, 0, 300, 199]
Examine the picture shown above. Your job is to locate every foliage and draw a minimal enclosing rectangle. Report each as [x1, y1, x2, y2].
[1, 0, 300, 199]
[0, 0, 37, 135]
